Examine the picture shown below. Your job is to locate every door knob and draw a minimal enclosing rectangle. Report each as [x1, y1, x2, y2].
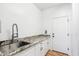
[52, 36, 54, 37]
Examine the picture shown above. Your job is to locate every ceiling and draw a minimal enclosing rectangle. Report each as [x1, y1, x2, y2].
[34, 3, 65, 10]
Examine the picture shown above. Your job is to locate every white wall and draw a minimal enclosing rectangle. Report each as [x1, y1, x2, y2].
[0, 3, 42, 41]
[42, 4, 72, 34]
[42, 4, 72, 55]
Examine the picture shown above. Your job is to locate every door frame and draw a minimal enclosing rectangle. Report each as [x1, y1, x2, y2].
[50, 16, 71, 55]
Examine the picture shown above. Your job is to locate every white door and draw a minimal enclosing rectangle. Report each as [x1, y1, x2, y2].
[51, 16, 71, 55]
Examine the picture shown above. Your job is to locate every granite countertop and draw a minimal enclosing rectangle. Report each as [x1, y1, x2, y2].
[0, 34, 50, 56]
[19, 34, 50, 44]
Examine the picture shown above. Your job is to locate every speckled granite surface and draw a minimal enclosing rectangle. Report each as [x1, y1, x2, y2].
[0, 34, 50, 56]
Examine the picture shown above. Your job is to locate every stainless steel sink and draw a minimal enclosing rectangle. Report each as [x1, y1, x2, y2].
[0, 40, 30, 55]
[18, 41, 30, 47]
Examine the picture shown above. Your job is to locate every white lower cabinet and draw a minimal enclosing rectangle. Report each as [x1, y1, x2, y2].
[14, 46, 36, 56]
[35, 39, 49, 56]
[48, 36, 53, 49]
[25, 46, 35, 56]
[14, 39, 50, 56]
[40, 40, 49, 56]
[35, 43, 41, 56]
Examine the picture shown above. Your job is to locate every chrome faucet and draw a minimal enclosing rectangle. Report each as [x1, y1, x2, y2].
[12, 23, 18, 43]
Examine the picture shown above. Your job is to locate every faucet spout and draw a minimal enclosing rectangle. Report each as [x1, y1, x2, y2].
[12, 23, 18, 43]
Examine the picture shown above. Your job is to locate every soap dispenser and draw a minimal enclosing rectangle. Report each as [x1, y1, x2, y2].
[45, 30, 47, 34]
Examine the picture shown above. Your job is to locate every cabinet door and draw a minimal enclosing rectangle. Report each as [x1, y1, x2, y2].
[35, 43, 41, 56]
[25, 46, 35, 56]
[14, 46, 35, 56]
[40, 40, 48, 56]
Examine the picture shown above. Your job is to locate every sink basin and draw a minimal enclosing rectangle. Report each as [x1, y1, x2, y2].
[0, 40, 30, 55]
[18, 41, 30, 47]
